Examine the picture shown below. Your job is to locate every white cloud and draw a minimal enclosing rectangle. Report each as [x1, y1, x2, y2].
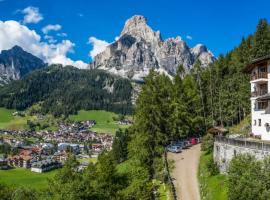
[21, 6, 43, 24]
[186, 35, 192, 40]
[57, 32, 67, 37]
[42, 24, 62, 34]
[44, 35, 57, 44]
[0, 20, 87, 69]
[88, 37, 109, 59]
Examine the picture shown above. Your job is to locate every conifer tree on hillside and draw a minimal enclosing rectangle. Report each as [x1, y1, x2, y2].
[252, 19, 270, 58]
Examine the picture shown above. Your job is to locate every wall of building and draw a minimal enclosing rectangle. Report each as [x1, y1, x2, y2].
[214, 137, 270, 173]
[250, 61, 270, 140]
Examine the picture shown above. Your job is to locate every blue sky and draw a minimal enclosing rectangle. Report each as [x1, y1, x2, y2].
[0, 0, 269, 66]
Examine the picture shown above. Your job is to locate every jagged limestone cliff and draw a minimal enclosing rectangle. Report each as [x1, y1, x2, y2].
[90, 15, 215, 81]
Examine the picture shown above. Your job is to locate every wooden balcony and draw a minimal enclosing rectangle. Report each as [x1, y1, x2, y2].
[265, 106, 270, 114]
[251, 89, 268, 97]
[251, 72, 268, 81]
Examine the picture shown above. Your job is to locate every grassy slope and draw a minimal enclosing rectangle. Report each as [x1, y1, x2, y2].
[0, 108, 129, 134]
[228, 115, 251, 136]
[0, 107, 59, 131]
[0, 107, 28, 130]
[0, 168, 57, 189]
[70, 110, 130, 134]
[198, 152, 228, 200]
[78, 157, 97, 164]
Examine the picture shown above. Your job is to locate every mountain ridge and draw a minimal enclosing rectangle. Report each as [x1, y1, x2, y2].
[90, 15, 215, 81]
[0, 45, 46, 85]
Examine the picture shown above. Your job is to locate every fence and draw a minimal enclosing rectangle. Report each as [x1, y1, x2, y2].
[164, 151, 177, 200]
[215, 136, 270, 152]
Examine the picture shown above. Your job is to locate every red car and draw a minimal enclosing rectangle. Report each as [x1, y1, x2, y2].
[190, 137, 198, 145]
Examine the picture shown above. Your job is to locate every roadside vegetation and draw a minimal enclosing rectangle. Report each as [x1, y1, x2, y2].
[199, 152, 228, 200]
[199, 134, 228, 200]
[228, 154, 270, 200]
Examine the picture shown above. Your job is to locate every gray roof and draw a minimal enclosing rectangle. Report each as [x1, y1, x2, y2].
[257, 93, 270, 101]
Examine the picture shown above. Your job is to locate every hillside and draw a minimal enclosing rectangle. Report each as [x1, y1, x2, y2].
[0, 65, 133, 116]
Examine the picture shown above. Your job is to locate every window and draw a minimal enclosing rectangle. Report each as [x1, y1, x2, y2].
[259, 119, 262, 126]
[257, 101, 268, 110]
[254, 120, 257, 126]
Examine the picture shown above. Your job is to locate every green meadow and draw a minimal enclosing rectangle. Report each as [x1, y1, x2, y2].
[70, 110, 131, 134]
[0, 168, 57, 189]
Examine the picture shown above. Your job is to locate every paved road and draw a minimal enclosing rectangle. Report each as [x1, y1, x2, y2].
[168, 144, 201, 200]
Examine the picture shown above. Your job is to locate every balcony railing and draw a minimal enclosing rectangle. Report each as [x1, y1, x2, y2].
[251, 72, 268, 81]
[265, 106, 270, 114]
[251, 89, 268, 97]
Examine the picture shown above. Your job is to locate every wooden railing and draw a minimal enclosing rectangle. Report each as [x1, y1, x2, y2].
[251, 72, 268, 81]
[164, 151, 177, 200]
[215, 136, 270, 152]
[251, 89, 268, 97]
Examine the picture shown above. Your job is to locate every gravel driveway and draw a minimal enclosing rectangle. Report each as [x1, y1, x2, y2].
[168, 144, 201, 200]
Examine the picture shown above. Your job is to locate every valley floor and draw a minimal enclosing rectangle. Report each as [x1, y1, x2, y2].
[168, 144, 201, 200]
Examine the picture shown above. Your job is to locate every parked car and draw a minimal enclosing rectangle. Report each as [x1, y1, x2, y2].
[196, 137, 202, 143]
[183, 140, 192, 148]
[167, 145, 182, 153]
[174, 141, 184, 148]
[190, 137, 198, 145]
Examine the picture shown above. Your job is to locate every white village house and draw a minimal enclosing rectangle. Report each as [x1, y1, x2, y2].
[245, 55, 270, 140]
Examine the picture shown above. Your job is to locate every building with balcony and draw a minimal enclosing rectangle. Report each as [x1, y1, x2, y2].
[245, 55, 270, 140]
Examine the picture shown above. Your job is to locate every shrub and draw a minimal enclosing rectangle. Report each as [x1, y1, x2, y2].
[205, 156, 219, 176]
[201, 134, 214, 154]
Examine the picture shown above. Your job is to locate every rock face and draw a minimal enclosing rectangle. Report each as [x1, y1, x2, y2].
[0, 45, 45, 85]
[90, 15, 215, 81]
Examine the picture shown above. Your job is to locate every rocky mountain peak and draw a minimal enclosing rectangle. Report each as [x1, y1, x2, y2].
[191, 44, 215, 66]
[192, 44, 208, 56]
[90, 15, 215, 81]
[120, 15, 161, 43]
[0, 45, 46, 85]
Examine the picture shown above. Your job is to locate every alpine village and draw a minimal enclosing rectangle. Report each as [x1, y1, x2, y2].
[1, 1, 270, 200]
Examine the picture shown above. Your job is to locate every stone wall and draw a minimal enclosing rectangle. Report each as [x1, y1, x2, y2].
[214, 136, 270, 173]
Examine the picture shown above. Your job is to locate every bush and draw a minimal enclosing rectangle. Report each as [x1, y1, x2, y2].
[205, 156, 219, 176]
[201, 134, 214, 154]
[227, 154, 270, 200]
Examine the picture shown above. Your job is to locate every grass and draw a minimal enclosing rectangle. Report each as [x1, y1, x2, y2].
[0, 107, 61, 131]
[153, 180, 172, 200]
[0, 168, 58, 189]
[228, 115, 251, 136]
[0, 107, 23, 129]
[0, 107, 35, 130]
[198, 151, 228, 200]
[78, 157, 97, 164]
[70, 110, 131, 134]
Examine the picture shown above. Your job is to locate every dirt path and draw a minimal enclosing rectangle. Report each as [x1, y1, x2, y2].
[168, 144, 201, 200]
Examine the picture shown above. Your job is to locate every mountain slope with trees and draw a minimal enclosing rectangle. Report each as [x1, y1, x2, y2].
[197, 19, 270, 128]
[0, 65, 133, 116]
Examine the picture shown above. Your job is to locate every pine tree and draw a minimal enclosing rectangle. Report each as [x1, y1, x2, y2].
[252, 19, 270, 58]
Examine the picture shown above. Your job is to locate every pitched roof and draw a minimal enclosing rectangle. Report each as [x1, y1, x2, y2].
[243, 54, 270, 73]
